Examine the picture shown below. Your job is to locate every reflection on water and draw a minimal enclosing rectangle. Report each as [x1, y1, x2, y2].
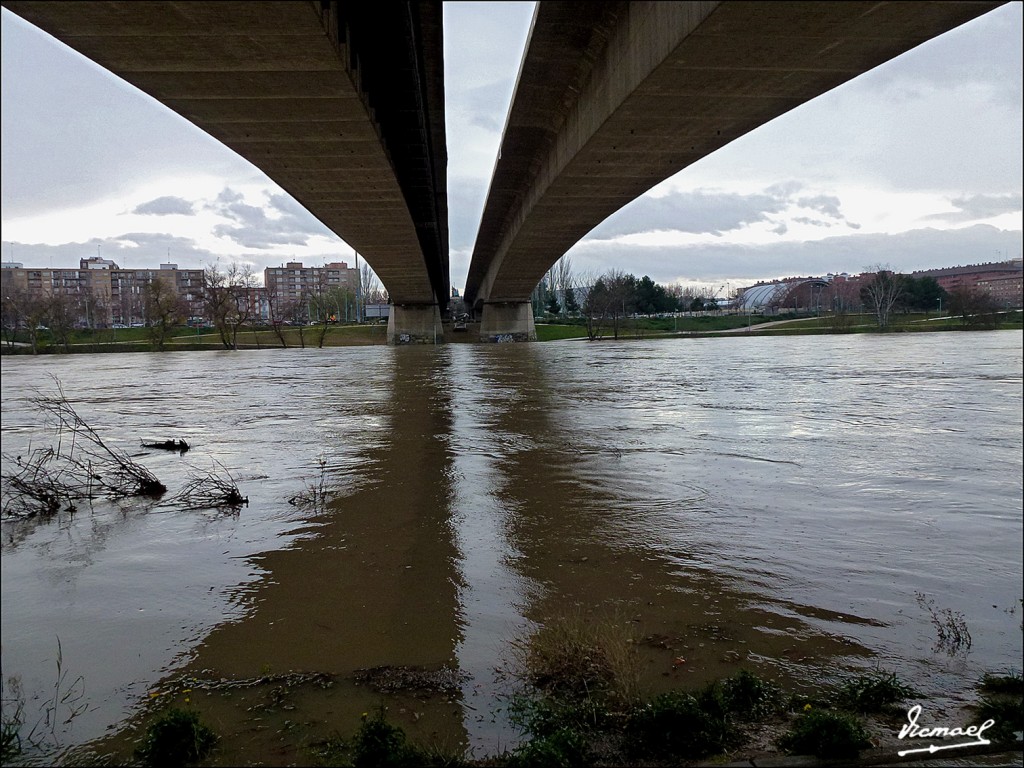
[1, 332, 1021, 764]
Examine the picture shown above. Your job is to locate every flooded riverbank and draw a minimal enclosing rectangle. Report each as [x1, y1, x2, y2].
[2, 332, 1021, 764]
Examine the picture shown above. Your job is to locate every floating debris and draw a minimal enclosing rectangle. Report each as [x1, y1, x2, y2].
[141, 439, 190, 454]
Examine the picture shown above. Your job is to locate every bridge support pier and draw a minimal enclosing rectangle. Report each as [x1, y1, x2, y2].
[388, 304, 444, 345]
[479, 301, 536, 343]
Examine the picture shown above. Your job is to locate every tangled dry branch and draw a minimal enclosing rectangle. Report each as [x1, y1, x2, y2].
[1, 448, 76, 519]
[168, 463, 247, 511]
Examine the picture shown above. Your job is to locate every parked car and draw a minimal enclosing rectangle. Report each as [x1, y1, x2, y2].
[112, 323, 128, 329]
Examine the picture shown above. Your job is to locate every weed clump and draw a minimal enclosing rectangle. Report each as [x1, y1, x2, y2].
[623, 685, 741, 760]
[350, 710, 420, 768]
[973, 672, 1024, 745]
[980, 671, 1024, 696]
[836, 669, 918, 713]
[135, 707, 217, 767]
[721, 668, 786, 720]
[514, 613, 642, 708]
[778, 709, 872, 759]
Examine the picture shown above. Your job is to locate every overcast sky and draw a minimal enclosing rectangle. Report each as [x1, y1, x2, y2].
[1, 2, 1021, 295]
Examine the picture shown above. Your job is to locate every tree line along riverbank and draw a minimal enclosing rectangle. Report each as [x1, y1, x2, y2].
[2, 311, 1021, 354]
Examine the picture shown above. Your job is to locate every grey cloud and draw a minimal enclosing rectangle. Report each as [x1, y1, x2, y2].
[927, 193, 1023, 223]
[131, 196, 194, 216]
[207, 187, 337, 249]
[796, 195, 844, 219]
[568, 224, 1020, 285]
[588, 189, 792, 239]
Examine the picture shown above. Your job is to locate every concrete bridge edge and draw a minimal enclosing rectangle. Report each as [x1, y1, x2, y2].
[478, 301, 537, 343]
[388, 304, 445, 345]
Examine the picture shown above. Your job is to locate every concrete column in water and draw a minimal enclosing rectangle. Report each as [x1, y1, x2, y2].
[478, 301, 536, 343]
[388, 303, 444, 345]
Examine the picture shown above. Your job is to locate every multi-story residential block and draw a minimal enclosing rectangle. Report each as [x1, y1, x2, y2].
[913, 259, 1023, 308]
[1, 258, 205, 327]
[263, 261, 361, 322]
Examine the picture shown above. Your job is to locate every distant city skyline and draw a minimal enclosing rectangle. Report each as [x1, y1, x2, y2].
[2, 3, 1021, 295]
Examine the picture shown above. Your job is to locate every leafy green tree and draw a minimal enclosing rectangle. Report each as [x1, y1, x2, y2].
[900, 276, 946, 312]
[546, 289, 561, 316]
[564, 285, 580, 315]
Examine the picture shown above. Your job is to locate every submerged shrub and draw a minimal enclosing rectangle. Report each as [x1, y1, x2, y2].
[778, 709, 872, 759]
[135, 707, 217, 767]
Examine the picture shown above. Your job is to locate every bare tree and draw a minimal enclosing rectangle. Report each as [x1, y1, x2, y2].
[861, 265, 906, 330]
[2, 287, 31, 349]
[202, 262, 256, 349]
[264, 283, 291, 348]
[947, 285, 1002, 329]
[144, 276, 188, 349]
[46, 293, 76, 353]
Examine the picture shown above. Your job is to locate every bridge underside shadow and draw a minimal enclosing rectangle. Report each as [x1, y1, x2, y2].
[2, 0, 450, 344]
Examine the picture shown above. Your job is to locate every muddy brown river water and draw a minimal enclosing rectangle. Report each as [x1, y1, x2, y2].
[1, 331, 1021, 764]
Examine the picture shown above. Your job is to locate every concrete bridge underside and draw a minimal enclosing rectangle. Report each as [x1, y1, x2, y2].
[2, 0, 450, 344]
[464, 0, 1003, 342]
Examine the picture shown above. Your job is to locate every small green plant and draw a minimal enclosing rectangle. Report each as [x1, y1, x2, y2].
[348, 708, 466, 768]
[836, 669, 918, 713]
[507, 726, 593, 768]
[508, 693, 609, 739]
[135, 707, 218, 767]
[1, 674, 24, 762]
[623, 685, 741, 760]
[778, 709, 872, 759]
[721, 669, 785, 720]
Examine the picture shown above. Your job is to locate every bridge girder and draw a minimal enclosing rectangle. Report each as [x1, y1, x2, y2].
[464, 0, 1004, 315]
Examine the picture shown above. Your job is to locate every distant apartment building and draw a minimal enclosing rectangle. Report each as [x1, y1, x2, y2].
[263, 261, 361, 321]
[1, 258, 205, 327]
[912, 259, 1023, 308]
